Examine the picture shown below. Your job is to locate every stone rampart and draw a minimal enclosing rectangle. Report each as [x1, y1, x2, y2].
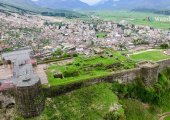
[15, 79, 44, 118]
[157, 59, 170, 72]
[45, 59, 170, 97]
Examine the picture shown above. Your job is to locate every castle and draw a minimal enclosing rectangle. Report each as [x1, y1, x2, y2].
[1, 49, 170, 118]
[0, 48, 44, 118]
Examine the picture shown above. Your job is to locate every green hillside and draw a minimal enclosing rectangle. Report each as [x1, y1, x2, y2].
[14, 83, 125, 120]
[0, 0, 44, 13]
[0, 0, 86, 18]
[82, 10, 170, 30]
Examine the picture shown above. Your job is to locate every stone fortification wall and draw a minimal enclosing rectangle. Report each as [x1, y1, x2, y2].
[15, 80, 44, 118]
[45, 59, 170, 97]
[137, 61, 159, 86]
[157, 59, 170, 72]
[83, 68, 141, 86]
[15, 59, 170, 117]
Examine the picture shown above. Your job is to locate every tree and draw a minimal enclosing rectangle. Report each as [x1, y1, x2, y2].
[160, 43, 169, 49]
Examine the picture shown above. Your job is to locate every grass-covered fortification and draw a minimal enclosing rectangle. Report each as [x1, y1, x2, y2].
[47, 50, 135, 86]
[129, 49, 170, 62]
[13, 67, 170, 120]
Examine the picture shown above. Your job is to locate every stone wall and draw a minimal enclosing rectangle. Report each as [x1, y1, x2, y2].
[83, 60, 170, 87]
[157, 59, 170, 72]
[0, 91, 15, 109]
[137, 61, 160, 86]
[15, 80, 44, 118]
[15, 58, 170, 117]
[45, 58, 170, 97]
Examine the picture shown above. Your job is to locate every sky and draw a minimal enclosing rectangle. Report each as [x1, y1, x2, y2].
[32, 0, 105, 5]
[80, 0, 103, 5]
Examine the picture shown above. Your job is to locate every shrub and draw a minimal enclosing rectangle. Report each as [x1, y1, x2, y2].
[160, 43, 169, 49]
[75, 62, 81, 66]
[63, 67, 79, 77]
[52, 48, 62, 56]
[63, 52, 71, 58]
[73, 53, 78, 57]
[104, 111, 126, 120]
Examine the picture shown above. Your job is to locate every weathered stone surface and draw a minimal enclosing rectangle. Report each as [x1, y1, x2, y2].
[15, 80, 44, 118]
[157, 59, 170, 72]
[137, 61, 159, 86]
[0, 91, 15, 109]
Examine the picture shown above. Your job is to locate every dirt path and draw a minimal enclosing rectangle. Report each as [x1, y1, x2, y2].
[35, 64, 48, 84]
[159, 112, 170, 120]
[130, 49, 162, 55]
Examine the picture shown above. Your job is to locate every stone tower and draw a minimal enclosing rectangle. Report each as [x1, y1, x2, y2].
[14, 75, 44, 118]
[137, 61, 159, 86]
[2, 49, 45, 118]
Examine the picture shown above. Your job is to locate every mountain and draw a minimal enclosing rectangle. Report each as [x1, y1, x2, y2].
[0, 0, 86, 18]
[34, 0, 170, 10]
[34, 0, 89, 10]
[94, 0, 170, 10]
[0, 0, 51, 13]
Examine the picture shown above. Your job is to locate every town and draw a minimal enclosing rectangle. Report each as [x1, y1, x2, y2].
[0, 12, 170, 61]
[0, 3, 170, 120]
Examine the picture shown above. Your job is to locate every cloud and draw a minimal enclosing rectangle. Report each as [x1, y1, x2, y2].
[80, 0, 121, 5]
[32, 0, 117, 5]
[32, 0, 39, 1]
[80, 0, 103, 5]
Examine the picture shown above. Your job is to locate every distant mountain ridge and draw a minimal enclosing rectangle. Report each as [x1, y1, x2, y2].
[0, 0, 86, 18]
[34, 0, 89, 10]
[34, 0, 170, 10]
[0, 0, 169, 17]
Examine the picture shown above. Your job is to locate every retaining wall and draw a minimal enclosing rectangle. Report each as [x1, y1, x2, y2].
[45, 59, 170, 97]
[157, 59, 170, 72]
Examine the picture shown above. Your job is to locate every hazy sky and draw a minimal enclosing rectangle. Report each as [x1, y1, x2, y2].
[32, 0, 105, 5]
[80, 0, 103, 5]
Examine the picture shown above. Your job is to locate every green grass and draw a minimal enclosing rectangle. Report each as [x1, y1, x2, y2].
[15, 83, 122, 120]
[47, 51, 135, 86]
[122, 99, 158, 120]
[82, 10, 170, 30]
[165, 116, 170, 120]
[96, 33, 107, 38]
[129, 49, 170, 62]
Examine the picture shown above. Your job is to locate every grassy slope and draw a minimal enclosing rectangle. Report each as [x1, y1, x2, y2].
[129, 49, 170, 62]
[0, 0, 45, 13]
[12, 68, 170, 120]
[165, 116, 170, 120]
[15, 83, 121, 120]
[0, 0, 86, 18]
[83, 10, 170, 30]
[122, 99, 158, 120]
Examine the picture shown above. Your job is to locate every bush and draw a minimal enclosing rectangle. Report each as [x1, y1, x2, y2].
[112, 78, 158, 104]
[63, 52, 71, 58]
[73, 53, 78, 57]
[160, 43, 169, 49]
[52, 48, 62, 56]
[63, 67, 79, 77]
[75, 62, 81, 66]
[112, 67, 170, 106]
[104, 111, 126, 120]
